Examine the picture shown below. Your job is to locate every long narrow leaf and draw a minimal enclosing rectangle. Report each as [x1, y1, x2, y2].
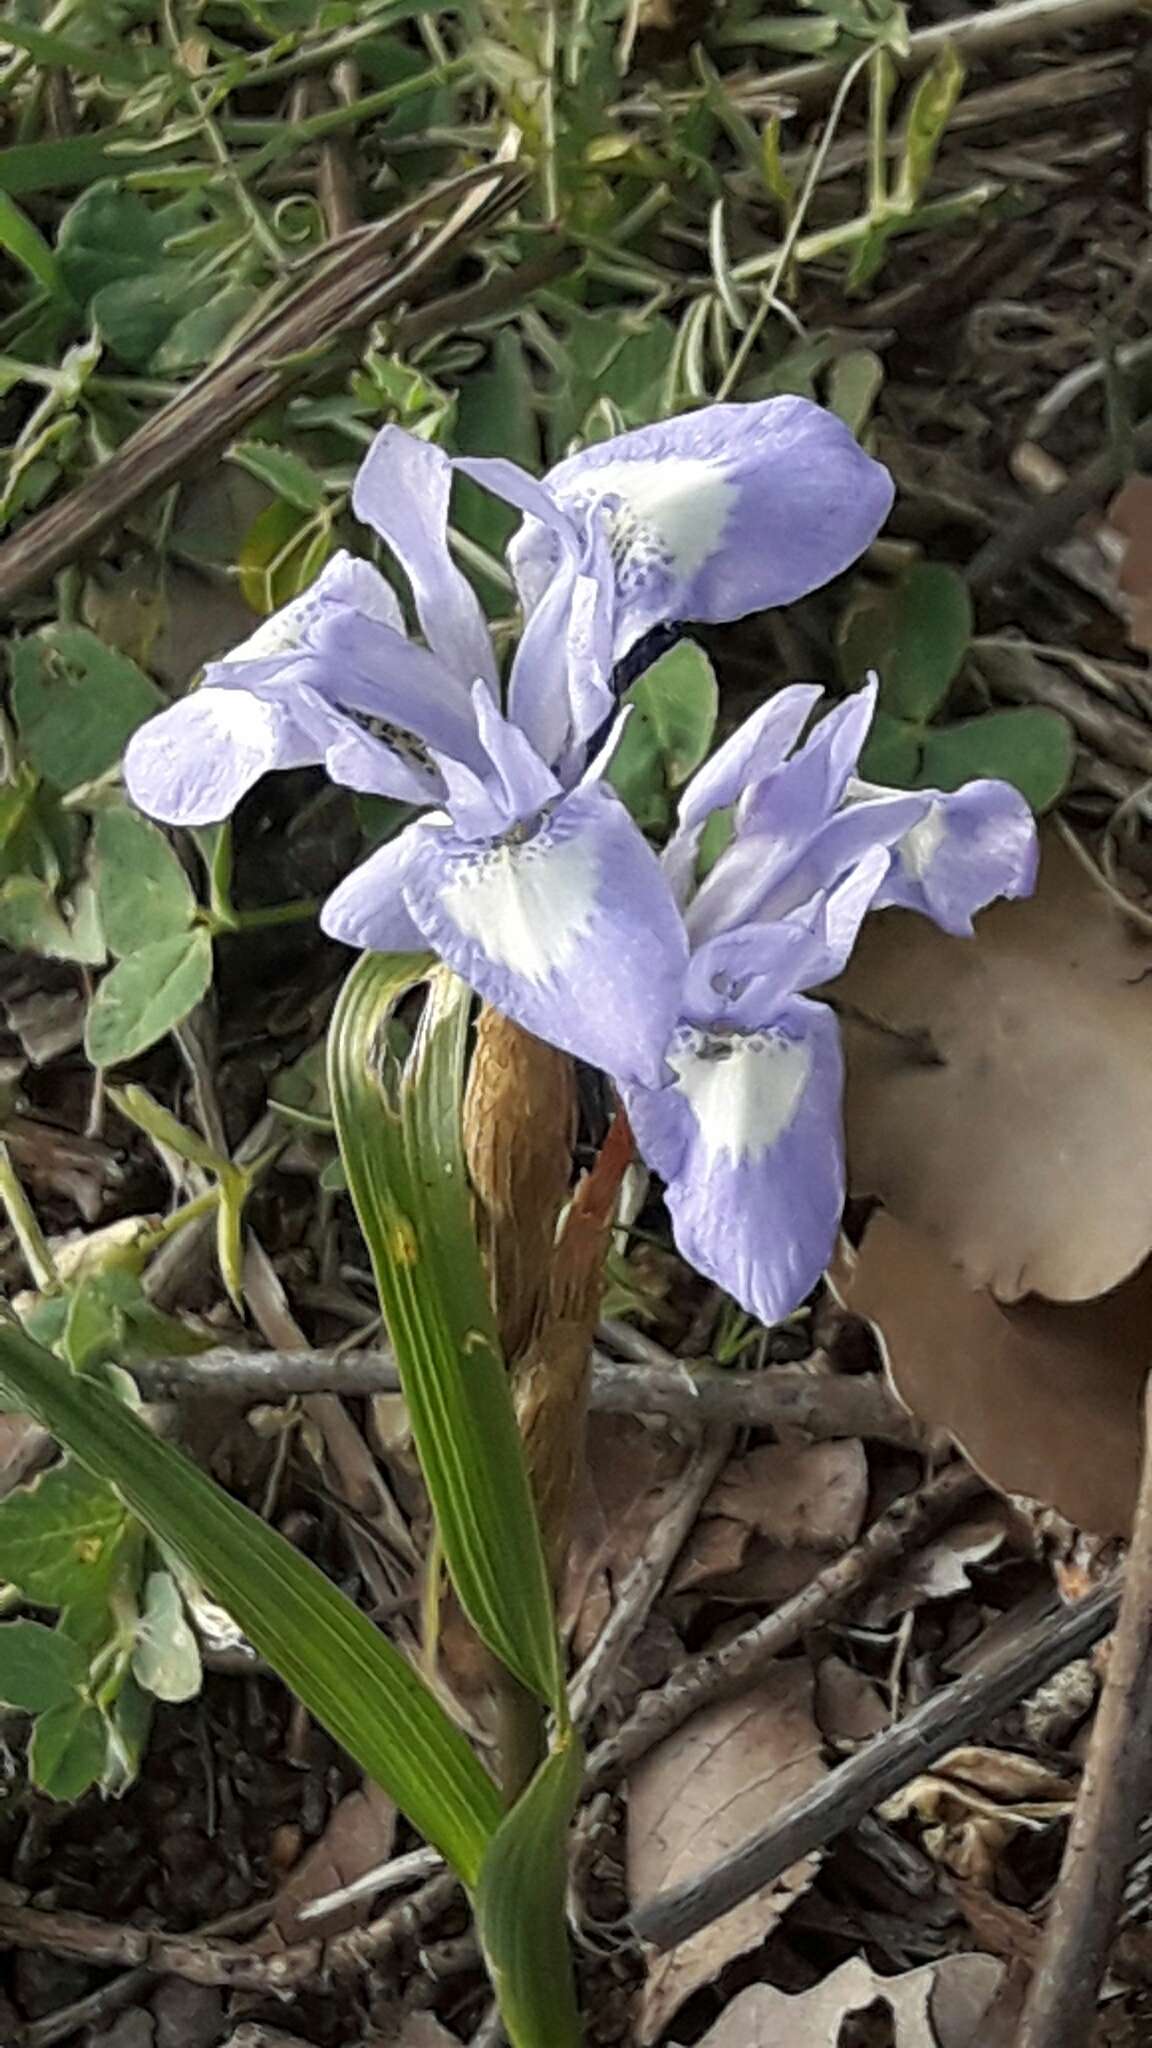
[475, 1733, 585, 2048]
[0, 1317, 500, 1885]
[329, 955, 561, 1709]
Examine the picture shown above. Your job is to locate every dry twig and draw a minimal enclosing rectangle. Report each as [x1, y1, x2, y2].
[587, 1459, 983, 1794]
[1017, 1372, 1152, 2048]
[631, 1577, 1120, 1950]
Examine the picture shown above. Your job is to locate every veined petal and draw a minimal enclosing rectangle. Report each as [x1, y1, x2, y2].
[518, 398, 894, 659]
[403, 783, 688, 1085]
[124, 689, 317, 826]
[875, 778, 1039, 935]
[471, 681, 561, 823]
[625, 993, 845, 1326]
[352, 427, 497, 688]
[665, 684, 823, 908]
[320, 820, 429, 953]
[217, 550, 405, 666]
[301, 611, 486, 770]
[687, 683, 880, 940]
[685, 846, 891, 1027]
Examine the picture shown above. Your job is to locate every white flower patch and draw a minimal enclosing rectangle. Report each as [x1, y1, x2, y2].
[439, 825, 601, 984]
[672, 1025, 812, 1166]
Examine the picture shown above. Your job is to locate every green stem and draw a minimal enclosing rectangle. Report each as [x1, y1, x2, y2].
[0, 1139, 59, 1293]
[205, 897, 321, 936]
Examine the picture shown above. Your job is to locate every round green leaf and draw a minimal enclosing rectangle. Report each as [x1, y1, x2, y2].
[9, 626, 162, 791]
[918, 708, 1075, 813]
[0, 1619, 87, 1712]
[838, 565, 971, 722]
[29, 1696, 108, 1801]
[858, 709, 923, 786]
[92, 806, 196, 955]
[85, 926, 213, 1067]
[0, 1460, 130, 1608]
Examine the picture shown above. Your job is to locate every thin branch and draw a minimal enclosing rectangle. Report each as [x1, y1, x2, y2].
[1017, 1372, 1152, 2048]
[0, 166, 525, 609]
[757, 0, 1147, 110]
[587, 1459, 983, 1795]
[127, 1342, 920, 1443]
[631, 1577, 1120, 1951]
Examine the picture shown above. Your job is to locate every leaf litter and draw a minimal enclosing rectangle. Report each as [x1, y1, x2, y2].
[4, 0, 1152, 2041]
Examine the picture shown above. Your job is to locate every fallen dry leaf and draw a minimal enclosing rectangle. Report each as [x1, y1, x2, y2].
[1106, 474, 1152, 652]
[562, 1413, 695, 1658]
[856, 1509, 1007, 1626]
[834, 834, 1152, 1303]
[390, 2020, 462, 2047]
[840, 1210, 1147, 1536]
[686, 1953, 1004, 2048]
[704, 1440, 869, 1549]
[629, 1663, 827, 2045]
[881, 1745, 1073, 1887]
[672, 1441, 868, 1599]
[257, 1779, 397, 1945]
[814, 1654, 890, 1747]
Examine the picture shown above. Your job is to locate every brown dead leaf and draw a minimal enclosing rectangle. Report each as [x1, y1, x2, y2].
[388, 2020, 462, 2047]
[257, 1779, 397, 1945]
[562, 1413, 694, 1658]
[672, 1441, 868, 1599]
[1106, 475, 1152, 652]
[705, 1441, 869, 1549]
[629, 1663, 827, 2045]
[856, 1510, 1007, 1626]
[841, 1210, 1147, 1536]
[688, 1953, 1004, 2048]
[814, 1654, 890, 1747]
[835, 834, 1152, 1303]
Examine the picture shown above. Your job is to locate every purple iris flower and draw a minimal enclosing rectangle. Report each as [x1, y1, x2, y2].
[124, 400, 892, 1087]
[621, 681, 1038, 1326]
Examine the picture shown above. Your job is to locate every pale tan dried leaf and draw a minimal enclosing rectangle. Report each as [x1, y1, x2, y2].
[835, 835, 1152, 1302]
[689, 1953, 1004, 2048]
[674, 1537, 835, 1605]
[704, 1440, 869, 1550]
[562, 1414, 694, 1658]
[259, 1780, 398, 1945]
[841, 1210, 1147, 1536]
[629, 1664, 827, 2045]
[939, 1745, 1075, 1806]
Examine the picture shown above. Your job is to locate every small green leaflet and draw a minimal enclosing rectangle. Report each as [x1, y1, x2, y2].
[85, 926, 214, 1067]
[9, 627, 162, 791]
[0, 1619, 88, 1712]
[91, 806, 196, 955]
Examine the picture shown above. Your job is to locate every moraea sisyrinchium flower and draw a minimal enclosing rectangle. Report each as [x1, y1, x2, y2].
[125, 400, 892, 1087]
[621, 680, 1039, 1325]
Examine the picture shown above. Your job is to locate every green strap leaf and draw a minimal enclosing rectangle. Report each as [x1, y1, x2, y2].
[475, 1734, 584, 2048]
[329, 955, 562, 1711]
[0, 1318, 500, 1884]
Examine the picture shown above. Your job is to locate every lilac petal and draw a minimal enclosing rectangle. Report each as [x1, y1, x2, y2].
[711, 788, 930, 934]
[664, 684, 824, 906]
[320, 820, 429, 953]
[403, 783, 688, 1086]
[624, 992, 845, 1326]
[471, 682, 561, 823]
[300, 611, 486, 769]
[874, 778, 1039, 935]
[685, 846, 891, 1027]
[322, 725, 438, 806]
[507, 533, 614, 774]
[687, 683, 880, 939]
[456, 456, 580, 623]
[352, 427, 497, 688]
[124, 689, 317, 826]
[515, 398, 894, 659]
[218, 550, 405, 666]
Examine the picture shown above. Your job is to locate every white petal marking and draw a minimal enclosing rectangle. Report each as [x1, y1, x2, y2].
[574, 457, 736, 583]
[673, 1026, 811, 1165]
[438, 827, 601, 983]
[898, 800, 947, 880]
